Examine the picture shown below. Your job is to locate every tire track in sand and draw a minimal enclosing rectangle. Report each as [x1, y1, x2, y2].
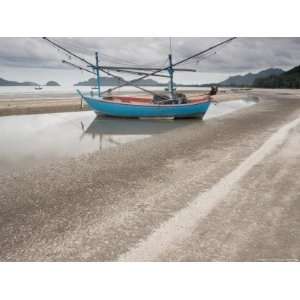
[118, 115, 300, 261]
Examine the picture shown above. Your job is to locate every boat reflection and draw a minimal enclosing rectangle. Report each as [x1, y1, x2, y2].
[85, 116, 195, 135]
[82, 116, 195, 150]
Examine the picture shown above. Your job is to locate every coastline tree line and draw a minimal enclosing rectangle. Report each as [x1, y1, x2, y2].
[253, 65, 300, 88]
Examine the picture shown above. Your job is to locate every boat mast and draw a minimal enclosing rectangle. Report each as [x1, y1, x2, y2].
[168, 38, 175, 99]
[168, 54, 175, 99]
[95, 52, 101, 97]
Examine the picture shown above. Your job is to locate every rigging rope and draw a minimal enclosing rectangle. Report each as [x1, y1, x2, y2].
[43, 37, 236, 97]
[47, 37, 171, 69]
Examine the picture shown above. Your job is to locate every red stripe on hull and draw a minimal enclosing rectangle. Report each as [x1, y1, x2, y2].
[104, 95, 211, 104]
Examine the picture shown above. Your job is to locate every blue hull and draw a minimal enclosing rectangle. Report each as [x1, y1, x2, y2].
[82, 95, 211, 119]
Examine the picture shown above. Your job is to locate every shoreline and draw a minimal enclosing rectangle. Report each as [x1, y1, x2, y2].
[0, 99, 90, 116]
[0, 89, 248, 117]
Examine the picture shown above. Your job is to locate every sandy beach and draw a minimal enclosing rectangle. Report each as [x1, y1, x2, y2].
[0, 98, 90, 116]
[0, 89, 300, 261]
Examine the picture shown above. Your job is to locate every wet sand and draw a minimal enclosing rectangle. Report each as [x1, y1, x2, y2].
[0, 89, 246, 116]
[0, 98, 90, 116]
[0, 89, 300, 261]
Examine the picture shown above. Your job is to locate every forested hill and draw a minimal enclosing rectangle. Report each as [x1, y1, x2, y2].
[254, 65, 300, 88]
[218, 68, 284, 87]
[0, 77, 38, 86]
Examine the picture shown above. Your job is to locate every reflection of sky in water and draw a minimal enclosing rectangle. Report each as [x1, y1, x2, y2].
[0, 99, 256, 174]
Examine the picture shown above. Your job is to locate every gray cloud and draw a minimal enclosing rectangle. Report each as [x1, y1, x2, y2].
[0, 37, 300, 84]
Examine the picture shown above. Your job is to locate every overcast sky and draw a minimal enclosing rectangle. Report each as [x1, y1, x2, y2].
[0, 37, 300, 85]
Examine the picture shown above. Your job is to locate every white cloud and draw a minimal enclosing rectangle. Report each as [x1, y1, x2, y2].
[0, 37, 300, 85]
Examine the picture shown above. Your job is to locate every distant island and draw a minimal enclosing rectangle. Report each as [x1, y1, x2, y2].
[0, 77, 62, 87]
[46, 81, 60, 86]
[74, 76, 161, 87]
[0, 77, 39, 86]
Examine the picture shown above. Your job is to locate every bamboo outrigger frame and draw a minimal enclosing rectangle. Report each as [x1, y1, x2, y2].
[42, 37, 236, 101]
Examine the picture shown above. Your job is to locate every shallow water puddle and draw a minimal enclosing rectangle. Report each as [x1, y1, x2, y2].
[0, 99, 256, 174]
[205, 99, 256, 120]
[0, 112, 190, 174]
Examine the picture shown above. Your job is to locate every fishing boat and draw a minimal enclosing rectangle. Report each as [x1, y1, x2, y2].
[77, 91, 211, 119]
[43, 37, 236, 119]
[34, 85, 43, 90]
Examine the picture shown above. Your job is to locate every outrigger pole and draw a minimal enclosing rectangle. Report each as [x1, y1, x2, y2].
[62, 60, 96, 75]
[63, 59, 169, 79]
[99, 66, 196, 72]
[98, 37, 236, 96]
[113, 69, 170, 78]
[43, 37, 236, 98]
[43, 37, 170, 96]
[62, 58, 162, 96]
